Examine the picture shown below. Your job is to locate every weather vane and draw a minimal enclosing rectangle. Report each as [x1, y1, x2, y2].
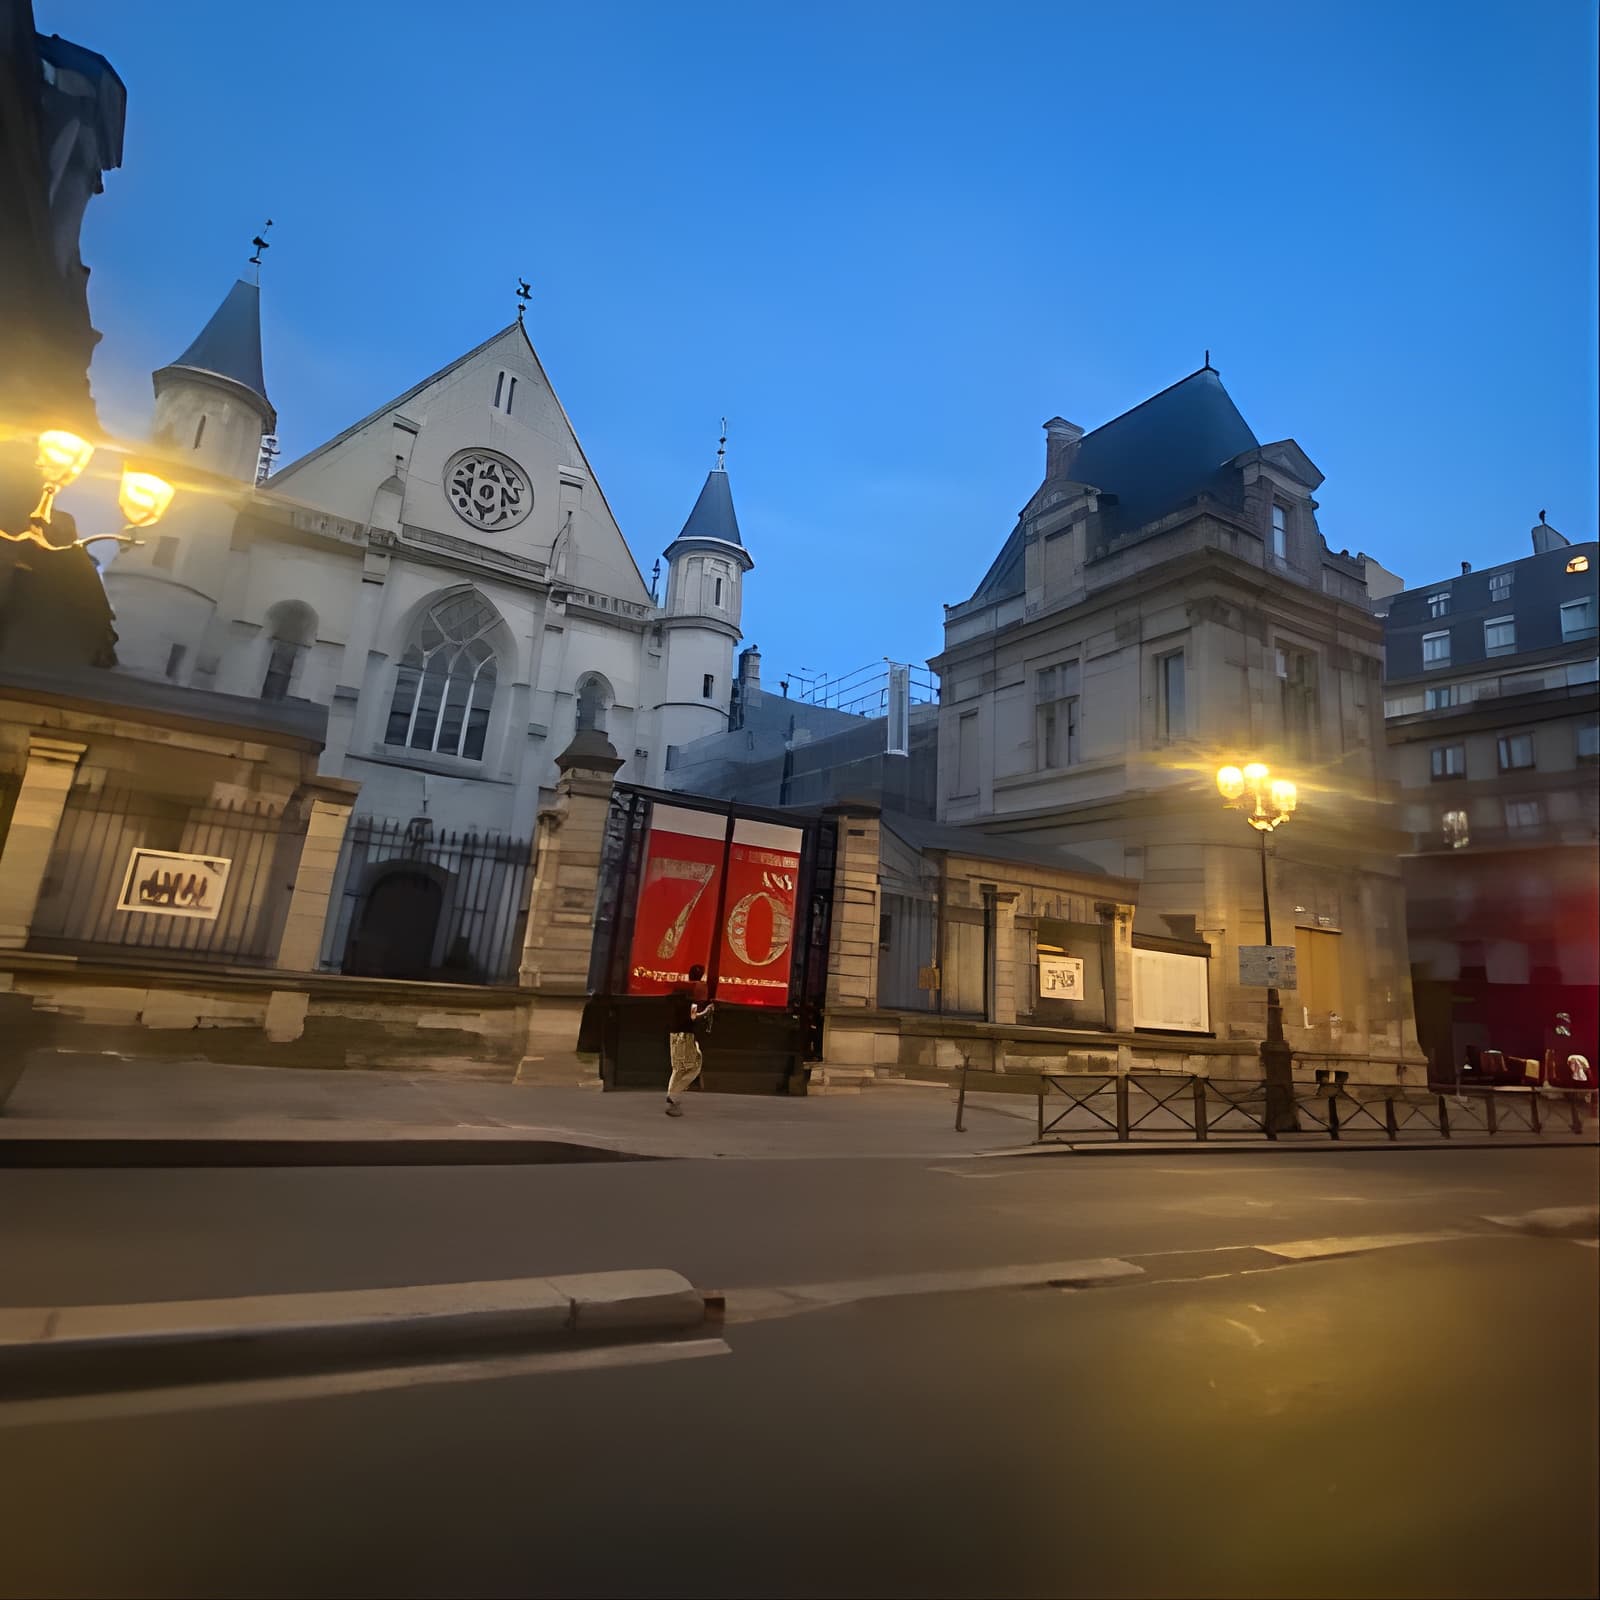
[716, 417, 727, 471]
[516, 278, 532, 321]
[248, 219, 273, 272]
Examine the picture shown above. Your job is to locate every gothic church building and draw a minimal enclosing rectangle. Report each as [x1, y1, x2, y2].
[105, 274, 752, 844]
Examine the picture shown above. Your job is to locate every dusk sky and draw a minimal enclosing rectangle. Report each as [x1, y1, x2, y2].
[44, 0, 1599, 689]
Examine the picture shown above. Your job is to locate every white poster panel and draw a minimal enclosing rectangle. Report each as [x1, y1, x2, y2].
[1133, 948, 1211, 1033]
[1238, 945, 1298, 988]
[115, 848, 232, 922]
[1038, 953, 1085, 1000]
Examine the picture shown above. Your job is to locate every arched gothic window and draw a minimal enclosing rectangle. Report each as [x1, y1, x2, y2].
[384, 592, 500, 761]
[575, 673, 612, 734]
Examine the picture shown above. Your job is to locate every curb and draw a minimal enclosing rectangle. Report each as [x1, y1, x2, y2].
[0, 1136, 658, 1169]
[1005, 1137, 1598, 1158]
[0, 1270, 709, 1398]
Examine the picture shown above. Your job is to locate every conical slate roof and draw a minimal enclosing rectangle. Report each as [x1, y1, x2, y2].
[154, 279, 273, 420]
[672, 467, 743, 548]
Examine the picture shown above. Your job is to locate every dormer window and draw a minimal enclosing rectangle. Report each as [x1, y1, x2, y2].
[1270, 503, 1288, 563]
[492, 370, 517, 415]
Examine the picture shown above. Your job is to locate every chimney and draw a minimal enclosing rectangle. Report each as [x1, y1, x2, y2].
[1044, 417, 1085, 480]
[738, 645, 762, 701]
[1531, 512, 1571, 555]
[1461, 561, 1471, 575]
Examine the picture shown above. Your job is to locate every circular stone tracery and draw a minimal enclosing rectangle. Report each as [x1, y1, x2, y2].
[444, 449, 531, 532]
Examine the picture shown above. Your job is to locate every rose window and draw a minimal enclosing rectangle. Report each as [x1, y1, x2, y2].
[444, 450, 531, 532]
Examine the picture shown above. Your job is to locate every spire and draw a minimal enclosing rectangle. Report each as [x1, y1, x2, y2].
[672, 464, 743, 548]
[153, 278, 275, 427]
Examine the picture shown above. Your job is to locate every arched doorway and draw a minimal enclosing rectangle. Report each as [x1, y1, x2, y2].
[343, 869, 442, 978]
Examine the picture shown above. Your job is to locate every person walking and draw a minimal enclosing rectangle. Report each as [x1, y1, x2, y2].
[665, 963, 714, 1117]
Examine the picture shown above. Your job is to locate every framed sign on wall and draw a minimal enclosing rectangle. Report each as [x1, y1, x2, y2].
[115, 849, 232, 921]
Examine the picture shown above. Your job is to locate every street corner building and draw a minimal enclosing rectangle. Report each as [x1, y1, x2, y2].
[928, 365, 1425, 1086]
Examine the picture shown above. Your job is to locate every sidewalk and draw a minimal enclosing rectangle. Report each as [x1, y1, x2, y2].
[2, 1054, 1592, 1163]
[0, 1054, 1043, 1161]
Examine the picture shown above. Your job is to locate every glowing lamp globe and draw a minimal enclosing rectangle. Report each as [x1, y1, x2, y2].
[36, 430, 95, 488]
[118, 469, 176, 528]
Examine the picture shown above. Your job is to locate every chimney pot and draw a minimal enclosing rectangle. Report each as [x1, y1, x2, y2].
[1043, 416, 1085, 480]
[1461, 561, 1471, 575]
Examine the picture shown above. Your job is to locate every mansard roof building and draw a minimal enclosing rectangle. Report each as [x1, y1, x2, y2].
[930, 365, 1424, 1077]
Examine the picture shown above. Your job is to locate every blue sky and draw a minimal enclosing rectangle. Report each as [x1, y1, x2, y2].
[44, 0, 1599, 685]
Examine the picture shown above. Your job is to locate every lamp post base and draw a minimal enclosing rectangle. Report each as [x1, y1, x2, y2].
[1260, 1036, 1299, 1134]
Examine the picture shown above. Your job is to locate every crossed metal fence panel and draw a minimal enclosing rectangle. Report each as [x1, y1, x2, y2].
[1034, 1073, 1597, 1146]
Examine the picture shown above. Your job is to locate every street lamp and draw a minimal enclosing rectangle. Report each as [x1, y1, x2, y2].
[1218, 761, 1299, 1132]
[3, 430, 175, 554]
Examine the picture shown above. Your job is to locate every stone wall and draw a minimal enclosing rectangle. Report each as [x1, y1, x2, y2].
[0, 954, 543, 1078]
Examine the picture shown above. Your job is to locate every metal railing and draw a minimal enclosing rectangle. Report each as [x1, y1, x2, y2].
[29, 787, 304, 965]
[1031, 1072, 1596, 1144]
[319, 815, 532, 983]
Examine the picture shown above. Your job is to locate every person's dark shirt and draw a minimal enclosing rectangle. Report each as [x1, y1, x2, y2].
[670, 988, 710, 1038]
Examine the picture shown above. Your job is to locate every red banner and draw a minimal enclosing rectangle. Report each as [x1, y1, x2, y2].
[625, 806, 726, 996]
[714, 820, 803, 1007]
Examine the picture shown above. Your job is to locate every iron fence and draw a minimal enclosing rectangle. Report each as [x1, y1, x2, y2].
[29, 786, 304, 965]
[319, 815, 531, 984]
[1029, 1071, 1596, 1144]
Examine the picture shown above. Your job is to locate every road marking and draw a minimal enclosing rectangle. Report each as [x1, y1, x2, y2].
[724, 1258, 1145, 1322]
[1482, 1206, 1600, 1238]
[1223, 1318, 1264, 1348]
[0, 1336, 732, 1429]
[1257, 1231, 1467, 1261]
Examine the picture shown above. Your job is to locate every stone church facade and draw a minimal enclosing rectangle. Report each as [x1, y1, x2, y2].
[105, 277, 750, 841]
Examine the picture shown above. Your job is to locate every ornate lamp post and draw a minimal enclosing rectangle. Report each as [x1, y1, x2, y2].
[3, 429, 175, 553]
[1217, 761, 1299, 1132]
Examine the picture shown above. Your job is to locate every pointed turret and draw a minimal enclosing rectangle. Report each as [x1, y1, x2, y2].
[151, 278, 276, 481]
[650, 428, 756, 775]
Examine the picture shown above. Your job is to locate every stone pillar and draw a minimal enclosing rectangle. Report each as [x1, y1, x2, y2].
[0, 736, 86, 949]
[823, 805, 881, 1012]
[990, 891, 1020, 1026]
[814, 804, 882, 1090]
[518, 729, 623, 1082]
[275, 777, 361, 972]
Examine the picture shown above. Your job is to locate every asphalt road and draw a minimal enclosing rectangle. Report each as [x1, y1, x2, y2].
[1, 1235, 1595, 1599]
[0, 1149, 1595, 1598]
[1, 1145, 1594, 1307]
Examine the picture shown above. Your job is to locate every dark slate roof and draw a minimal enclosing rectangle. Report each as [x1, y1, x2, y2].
[973, 367, 1258, 602]
[156, 279, 273, 415]
[671, 468, 743, 548]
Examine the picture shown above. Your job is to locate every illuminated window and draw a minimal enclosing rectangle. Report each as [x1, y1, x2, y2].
[1441, 809, 1470, 848]
[1568, 555, 1590, 574]
[385, 592, 499, 760]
